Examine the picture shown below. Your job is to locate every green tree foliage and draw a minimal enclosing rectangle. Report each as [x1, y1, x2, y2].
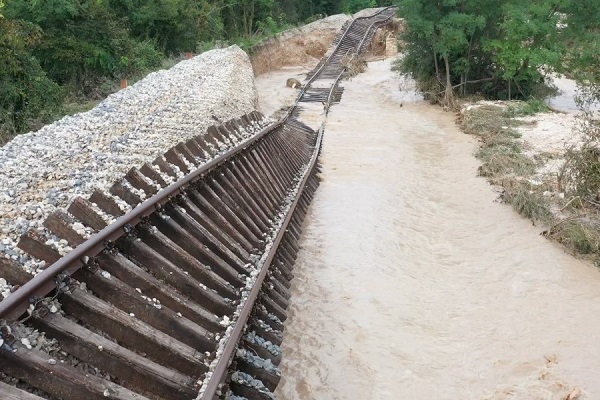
[340, 0, 377, 14]
[4, 0, 163, 94]
[0, 17, 63, 140]
[397, 0, 566, 104]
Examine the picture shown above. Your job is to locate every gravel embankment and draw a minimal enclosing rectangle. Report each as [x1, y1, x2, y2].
[0, 45, 259, 291]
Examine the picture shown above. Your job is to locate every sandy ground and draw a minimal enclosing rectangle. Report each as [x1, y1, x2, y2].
[517, 113, 580, 158]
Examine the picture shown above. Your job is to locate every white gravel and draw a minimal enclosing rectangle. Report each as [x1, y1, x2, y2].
[280, 14, 350, 38]
[0, 45, 258, 289]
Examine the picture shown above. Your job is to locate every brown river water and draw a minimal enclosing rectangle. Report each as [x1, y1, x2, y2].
[266, 60, 600, 399]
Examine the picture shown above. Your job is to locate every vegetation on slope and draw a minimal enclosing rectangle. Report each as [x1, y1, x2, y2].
[0, 0, 391, 143]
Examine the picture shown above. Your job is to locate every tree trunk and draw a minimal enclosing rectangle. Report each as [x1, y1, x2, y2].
[432, 36, 440, 80]
[443, 55, 453, 108]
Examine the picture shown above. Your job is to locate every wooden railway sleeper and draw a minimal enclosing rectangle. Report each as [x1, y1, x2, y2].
[135, 221, 238, 297]
[97, 252, 224, 333]
[186, 188, 257, 252]
[123, 239, 234, 316]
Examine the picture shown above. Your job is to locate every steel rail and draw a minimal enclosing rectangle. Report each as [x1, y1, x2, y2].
[0, 118, 287, 321]
[198, 10, 397, 390]
[325, 70, 346, 115]
[199, 124, 324, 400]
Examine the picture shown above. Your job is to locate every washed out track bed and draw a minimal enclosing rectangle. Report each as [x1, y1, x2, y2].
[0, 6, 397, 400]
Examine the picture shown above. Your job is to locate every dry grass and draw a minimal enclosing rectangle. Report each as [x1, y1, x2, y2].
[461, 104, 535, 178]
[545, 217, 600, 255]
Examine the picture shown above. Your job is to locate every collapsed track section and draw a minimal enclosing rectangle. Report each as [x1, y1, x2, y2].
[0, 112, 321, 400]
[0, 7, 396, 400]
[304, 6, 398, 83]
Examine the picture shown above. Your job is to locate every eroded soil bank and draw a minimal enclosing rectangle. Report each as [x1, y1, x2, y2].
[268, 59, 600, 399]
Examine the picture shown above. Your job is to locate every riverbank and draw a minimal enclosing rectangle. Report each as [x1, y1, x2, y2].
[459, 98, 600, 260]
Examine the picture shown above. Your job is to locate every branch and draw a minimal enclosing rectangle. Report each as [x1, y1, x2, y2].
[451, 77, 495, 89]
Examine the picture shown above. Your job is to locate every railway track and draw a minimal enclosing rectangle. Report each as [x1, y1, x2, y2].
[304, 7, 398, 83]
[0, 7, 397, 400]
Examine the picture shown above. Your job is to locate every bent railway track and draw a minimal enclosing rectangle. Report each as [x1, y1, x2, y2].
[0, 7, 397, 400]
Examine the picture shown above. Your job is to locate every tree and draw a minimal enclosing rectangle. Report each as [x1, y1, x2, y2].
[483, 1, 563, 99]
[5, 0, 162, 93]
[340, 0, 377, 14]
[0, 18, 62, 140]
[397, 0, 566, 104]
[560, 0, 600, 109]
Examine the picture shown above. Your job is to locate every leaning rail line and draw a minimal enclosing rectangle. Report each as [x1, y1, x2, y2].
[0, 7, 397, 400]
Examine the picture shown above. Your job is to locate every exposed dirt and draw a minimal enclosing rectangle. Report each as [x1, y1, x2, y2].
[250, 13, 403, 76]
[250, 15, 350, 75]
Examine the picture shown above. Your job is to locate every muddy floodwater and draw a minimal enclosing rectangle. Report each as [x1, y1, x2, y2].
[271, 60, 600, 399]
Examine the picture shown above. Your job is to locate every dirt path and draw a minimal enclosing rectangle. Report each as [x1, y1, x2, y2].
[256, 59, 600, 399]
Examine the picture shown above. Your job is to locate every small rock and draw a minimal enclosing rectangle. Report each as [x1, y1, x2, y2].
[48, 358, 57, 365]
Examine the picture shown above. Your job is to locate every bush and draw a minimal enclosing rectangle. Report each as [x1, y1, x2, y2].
[560, 119, 600, 198]
[0, 18, 63, 142]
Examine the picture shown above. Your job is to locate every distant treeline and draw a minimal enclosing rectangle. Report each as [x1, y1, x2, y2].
[0, 0, 392, 142]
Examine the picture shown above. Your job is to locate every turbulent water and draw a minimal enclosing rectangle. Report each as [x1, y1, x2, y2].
[274, 60, 600, 399]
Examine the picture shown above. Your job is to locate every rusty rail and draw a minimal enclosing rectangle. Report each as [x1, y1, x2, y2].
[304, 6, 398, 84]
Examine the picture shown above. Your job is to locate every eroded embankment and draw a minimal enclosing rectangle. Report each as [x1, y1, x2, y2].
[250, 15, 351, 76]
